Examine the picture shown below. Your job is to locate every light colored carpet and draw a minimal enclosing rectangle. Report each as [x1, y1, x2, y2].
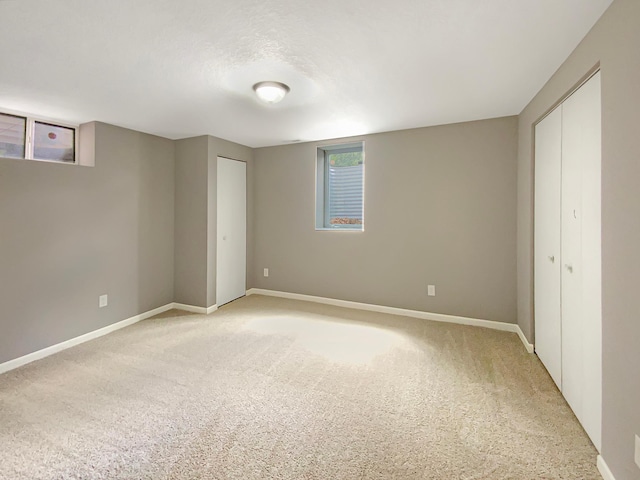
[0, 295, 600, 479]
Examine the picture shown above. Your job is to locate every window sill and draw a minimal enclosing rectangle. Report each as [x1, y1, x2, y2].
[315, 227, 364, 232]
[0, 156, 89, 166]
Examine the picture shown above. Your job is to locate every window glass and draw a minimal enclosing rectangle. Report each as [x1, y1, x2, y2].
[327, 151, 364, 227]
[316, 143, 364, 230]
[0, 113, 26, 159]
[33, 121, 75, 162]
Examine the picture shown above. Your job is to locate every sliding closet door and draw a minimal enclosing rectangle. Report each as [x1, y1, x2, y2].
[534, 107, 563, 389]
[561, 71, 602, 451]
[216, 157, 247, 307]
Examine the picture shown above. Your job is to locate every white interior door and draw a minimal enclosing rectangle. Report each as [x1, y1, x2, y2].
[216, 157, 247, 307]
[534, 106, 563, 389]
[560, 95, 584, 423]
[561, 71, 602, 451]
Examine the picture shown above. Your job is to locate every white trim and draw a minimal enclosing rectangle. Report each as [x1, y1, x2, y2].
[172, 303, 218, 315]
[516, 327, 535, 354]
[246, 289, 534, 353]
[0, 303, 174, 375]
[597, 455, 616, 480]
[172, 303, 206, 314]
[0, 301, 221, 375]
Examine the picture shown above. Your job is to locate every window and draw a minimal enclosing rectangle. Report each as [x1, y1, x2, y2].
[0, 113, 26, 159]
[0, 110, 78, 163]
[316, 142, 364, 230]
[33, 121, 76, 162]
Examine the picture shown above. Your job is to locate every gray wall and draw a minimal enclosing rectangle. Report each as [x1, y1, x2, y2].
[0, 125, 254, 366]
[174, 135, 253, 309]
[517, 0, 640, 477]
[253, 117, 518, 324]
[0, 122, 175, 364]
[174, 136, 209, 307]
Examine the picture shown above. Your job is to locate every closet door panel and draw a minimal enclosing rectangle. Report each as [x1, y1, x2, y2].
[579, 72, 602, 452]
[561, 72, 602, 451]
[534, 106, 563, 389]
[561, 93, 583, 421]
[216, 157, 247, 307]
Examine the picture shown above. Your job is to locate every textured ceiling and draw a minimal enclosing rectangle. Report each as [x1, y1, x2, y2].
[0, 0, 613, 147]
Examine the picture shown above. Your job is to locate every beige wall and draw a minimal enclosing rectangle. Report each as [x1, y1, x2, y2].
[0, 122, 175, 364]
[517, 0, 640, 477]
[253, 117, 518, 324]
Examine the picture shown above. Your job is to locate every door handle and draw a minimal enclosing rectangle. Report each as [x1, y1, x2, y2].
[565, 264, 573, 273]
[548, 255, 555, 263]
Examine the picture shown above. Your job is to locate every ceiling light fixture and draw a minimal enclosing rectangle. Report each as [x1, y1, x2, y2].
[253, 81, 290, 104]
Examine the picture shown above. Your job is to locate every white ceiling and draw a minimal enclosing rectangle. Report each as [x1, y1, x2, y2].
[0, 0, 613, 147]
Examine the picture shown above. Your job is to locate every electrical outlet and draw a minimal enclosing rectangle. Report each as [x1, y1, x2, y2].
[263, 268, 269, 277]
[99, 294, 108, 308]
[428, 285, 436, 296]
[635, 434, 640, 469]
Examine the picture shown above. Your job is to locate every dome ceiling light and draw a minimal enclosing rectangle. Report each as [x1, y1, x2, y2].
[253, 81, 290, 104]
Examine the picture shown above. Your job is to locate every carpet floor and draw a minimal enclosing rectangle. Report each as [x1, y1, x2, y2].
[0, 295, 600, 479]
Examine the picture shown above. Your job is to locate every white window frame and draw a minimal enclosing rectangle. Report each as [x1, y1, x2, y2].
[0, 108, 79, 164]
[315, 141, 365, 232]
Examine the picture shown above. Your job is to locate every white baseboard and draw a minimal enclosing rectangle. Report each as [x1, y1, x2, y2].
[597, 455, 616, 480]
[0, 291, 532, 376]
[0, 301, 220, 376]
[515, 327, 535, 354]
[246, 288, 534, 354]
[0, 303, 174, 375]
[173, 303, 218, 315]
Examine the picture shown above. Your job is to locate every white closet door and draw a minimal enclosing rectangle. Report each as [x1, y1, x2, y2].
[560, 96, 584, 423]
[216, 157, 247, 307]
[578, 72, 602, 452]
[534, 106, 563, 389]
[561, 72, 602, 451]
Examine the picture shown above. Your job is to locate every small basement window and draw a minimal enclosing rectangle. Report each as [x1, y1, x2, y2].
[316, 142, 364, 230]
[0, 113, 26, 159]
[0, 110, 78, 164]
